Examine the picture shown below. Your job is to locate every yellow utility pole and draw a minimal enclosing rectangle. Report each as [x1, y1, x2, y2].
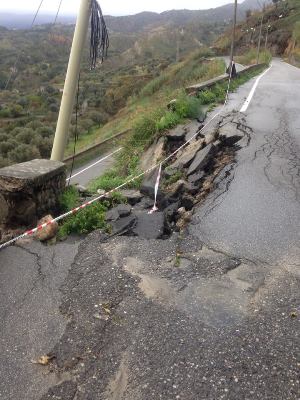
[51, 0, 92, 162]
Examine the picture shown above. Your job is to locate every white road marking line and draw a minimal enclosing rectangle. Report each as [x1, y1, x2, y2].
[66, 147, 122, 182]
[240, 65, 272, 113]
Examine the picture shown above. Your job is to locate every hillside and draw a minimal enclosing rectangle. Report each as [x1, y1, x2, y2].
[0, 19, 226, 167]
[214, 0, 300, 65]
[0, 0, 276, 168]
[0, 0, 271, 30]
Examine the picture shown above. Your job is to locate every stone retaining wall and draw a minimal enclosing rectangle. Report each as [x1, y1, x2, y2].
[0, 159, 66, 237]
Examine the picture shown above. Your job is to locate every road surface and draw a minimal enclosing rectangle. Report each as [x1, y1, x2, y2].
[0, 59, 299, 399]
[0, 238, 80, 400]
[39, 59, 299, 399]
[191, 59, 300, 265]
[66, 148, 121, 186]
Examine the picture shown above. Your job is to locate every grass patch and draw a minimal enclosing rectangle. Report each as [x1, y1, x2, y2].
[235, 49, 272, 66]
[59, 186, 80, 212]
[58, 201, 109, 239]
[164, 170, 184, 186]
[196, 64, 267, 108]
[66, 50, 226, 157]
[88, 92, 204, 194]
[89, 62, 267, 197]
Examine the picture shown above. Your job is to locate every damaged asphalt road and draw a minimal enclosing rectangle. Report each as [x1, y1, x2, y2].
[40, 233, 299, 400]
[0, 59, 299, 399]
[39, 60, 299, 399]
[0, 239, 80, 400]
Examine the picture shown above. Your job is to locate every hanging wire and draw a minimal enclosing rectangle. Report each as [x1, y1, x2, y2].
[47, 0, 64, 50]
[54, 0, 64, 25]
[4, 0, 45, 90]
[67, 73, 81, 185]
[90, 0, 109, 69]
[67, 1, 109, 180]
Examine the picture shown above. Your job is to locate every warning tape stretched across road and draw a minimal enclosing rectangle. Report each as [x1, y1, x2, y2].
[0, 66, 237, 251]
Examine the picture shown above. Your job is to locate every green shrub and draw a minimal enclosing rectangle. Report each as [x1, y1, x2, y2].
[164, 170, 184, 186]
[174, 94, 204, 119]
[259, 50, 272, 64]
[140, 74, 168, 97]
[131, 115, 157, 144]
[58, 201, 109, 238]
[156, 111, 181, 132]
[197, 90, 217, 104]
[59, 186, 80, 212]
[89, 169, 126, 192]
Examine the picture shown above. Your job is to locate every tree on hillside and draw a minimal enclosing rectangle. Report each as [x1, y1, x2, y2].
[293, 22, 300, 44]
[290, 21, 300, 61]
[8, 144, 40, 163]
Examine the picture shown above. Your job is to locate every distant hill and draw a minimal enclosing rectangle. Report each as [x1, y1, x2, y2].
[105, 2, 272, 34]
[214, 0, 300, 61]
[0, 0, 272, 31]
[0, 13, 75, 29]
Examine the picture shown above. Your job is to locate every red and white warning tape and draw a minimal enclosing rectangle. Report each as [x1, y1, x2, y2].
[148, 163, 162, 214]
[0, 112, 222, 251]
[0, 64, 239, 251]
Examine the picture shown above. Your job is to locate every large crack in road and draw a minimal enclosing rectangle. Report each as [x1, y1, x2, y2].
[1, 59, 299, 400]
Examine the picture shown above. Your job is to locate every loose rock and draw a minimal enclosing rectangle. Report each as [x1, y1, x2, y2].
[168, 179, 192, 198]
[180, 194, 195, 211]
[105, 204, 132, 222]
[141, 168, 164, 200]
[219, 123, 243, 146]
[119, 190, 143, 206]
[169, 139, 204, 170]
[166, 125, 186, 141]
[109, 215, 136, 235]
[140, 137, 165, 172]
[133, 211, 166, 239]
[187, 144, 215, 176]
[35, 215, 58, 242]
[188, 171, 205, 185]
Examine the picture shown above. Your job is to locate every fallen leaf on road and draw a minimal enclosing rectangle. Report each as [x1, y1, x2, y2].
[102, 303, 112, 315]
[103, 307, 111, 315]
[31, 355, 55, 366]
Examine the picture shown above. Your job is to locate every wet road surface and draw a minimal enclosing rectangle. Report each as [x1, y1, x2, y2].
[190, 59, 300, 265]
[0, 60, 299, 400]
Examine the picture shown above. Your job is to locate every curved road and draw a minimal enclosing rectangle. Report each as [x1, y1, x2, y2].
[0, 59, 299, 400]
[191, 59, 300, 265]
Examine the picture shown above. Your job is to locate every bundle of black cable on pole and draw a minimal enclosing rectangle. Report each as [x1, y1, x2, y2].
[68, 1, 109, 182]
[90, 0, 109, 69]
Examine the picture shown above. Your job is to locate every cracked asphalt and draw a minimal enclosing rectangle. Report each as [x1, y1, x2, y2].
[0, 238, 80, 400]
[0, 59, 299, 399]
[190, 59, 300, 265]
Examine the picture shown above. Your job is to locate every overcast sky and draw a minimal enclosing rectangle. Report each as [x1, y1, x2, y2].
[0, 0, 244, 16]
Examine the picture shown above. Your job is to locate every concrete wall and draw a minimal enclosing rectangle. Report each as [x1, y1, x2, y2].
[186, 63, 268, 94]
[0, 159, 66, 238]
